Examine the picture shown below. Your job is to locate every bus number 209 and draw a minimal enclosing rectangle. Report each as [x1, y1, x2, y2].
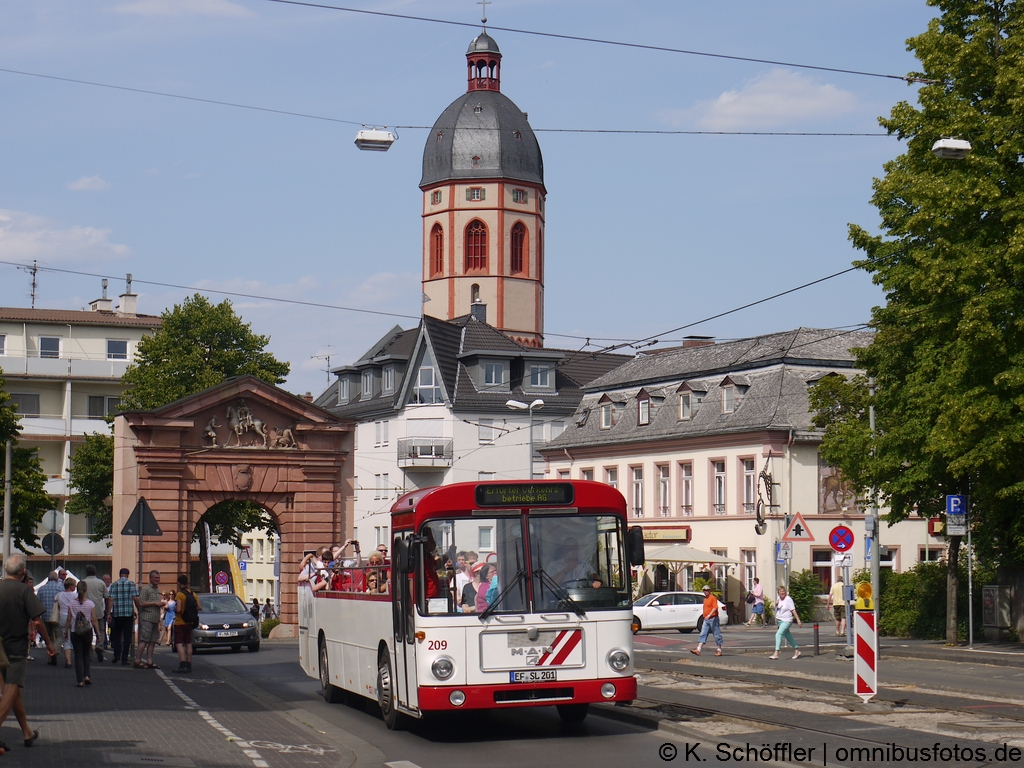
[427, 640, 448, 651]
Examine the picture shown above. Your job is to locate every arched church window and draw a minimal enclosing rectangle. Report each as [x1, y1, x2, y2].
[471, 284, 481, 303]
[465, 220, 488, 272]
[510, 222, 526, 274]
[430, 224, 444, 276]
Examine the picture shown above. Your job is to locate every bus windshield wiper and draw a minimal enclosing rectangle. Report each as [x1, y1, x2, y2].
[533, 568, 586, 618]
[479, 568, 526, 621]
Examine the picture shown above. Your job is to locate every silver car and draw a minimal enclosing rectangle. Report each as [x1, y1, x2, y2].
[191, 593, 260, 652]
[631, 591, 729, 634]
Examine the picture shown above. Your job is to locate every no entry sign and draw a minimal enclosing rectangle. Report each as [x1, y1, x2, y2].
[829, 525, 855, 553]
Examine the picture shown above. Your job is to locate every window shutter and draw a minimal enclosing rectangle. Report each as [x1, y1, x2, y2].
[481, 188, 486, 200]
[466, 188, 471, 201]
[524, 190, 528, 203]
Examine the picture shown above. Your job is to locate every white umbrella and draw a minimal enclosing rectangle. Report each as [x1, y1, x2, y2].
[643, 544, 739, 565]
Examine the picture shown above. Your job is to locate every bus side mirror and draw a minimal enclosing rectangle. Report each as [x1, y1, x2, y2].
[627, 526, 645, 566]
[395, 538, 414, 574]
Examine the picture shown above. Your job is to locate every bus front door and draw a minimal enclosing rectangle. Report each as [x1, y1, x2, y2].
[391, 533, 418, 712]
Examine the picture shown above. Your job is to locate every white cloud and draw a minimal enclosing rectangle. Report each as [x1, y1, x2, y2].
[66, 175, 110, 192]
[112, 0, 253, 18]
[678, 69, 858, 131]
[0, 210, 132, 263]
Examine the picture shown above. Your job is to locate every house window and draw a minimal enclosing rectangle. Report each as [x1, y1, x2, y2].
[581, 469, 594, 481]
[658, 465, 670, 517]
[558, 470, 570, 481]
[0, 334, 5, 355]
[39, 336, 60, 359]
[632, 467, 644, 518]
[600, 404, 612, 429]
[920, 546, 942, 562]
[679, 392, 691, 420]
[337, 379, 349, 404]
[430, 223, 444, 276]
[510, 221, 526, 274]
[484, 362, 504, 386]
[465, 220, 488, 271]
[374, 474, 383, 500]
[431, 190, 442, 205]
[638, 396, 650, 426]
[743, 459, 756, 514]
[478, 471, 496, 481]
[375, 525, 390, 547]
[374, 420, 389, 447]
[680, 463, 693, 516]
[361, 371, 373, 398]
[741, 549, 756, 592]
[478, 418, 495, 445]
[383, 366, 395, 393]
[529, 365, 549, 387]
[722, 385, 735, 414]
[478, 526, 493, 551]
[713, 461, 726, 514]
[10, 393, 40, 418]
[605, 467, 617, 490]
[512, 188, 527, 203]
[711, 548, 728, 595]
[413, 366, 443, 404]
[468, 186, 484, 201]
[812, 549, 833, 590]
[88, 396, 120, 419]
[106, 339, 128, 360]
[550, 421, 565, 441]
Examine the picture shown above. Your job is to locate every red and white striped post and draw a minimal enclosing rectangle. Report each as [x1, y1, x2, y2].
[853, 581, 877, 703]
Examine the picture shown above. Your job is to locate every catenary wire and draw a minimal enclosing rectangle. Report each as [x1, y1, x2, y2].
[0, 67, 890, 138]
[261, 0, 933, 84]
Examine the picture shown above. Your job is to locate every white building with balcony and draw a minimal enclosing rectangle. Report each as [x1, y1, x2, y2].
[0, 286, 162, 581]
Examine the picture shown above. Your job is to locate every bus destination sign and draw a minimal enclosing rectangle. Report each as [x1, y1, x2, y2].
[475, 483, 575, 507]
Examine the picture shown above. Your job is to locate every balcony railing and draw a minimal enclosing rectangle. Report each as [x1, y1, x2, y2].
[713, 503, 726, 516]
[397, 437, 453, 469]
[680, 504, 694, 517]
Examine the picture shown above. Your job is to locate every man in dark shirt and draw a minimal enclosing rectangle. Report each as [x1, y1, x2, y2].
[0, 554, 57, 751]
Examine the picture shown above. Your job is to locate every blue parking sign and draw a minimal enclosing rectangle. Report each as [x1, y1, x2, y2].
[946, 495, 966, 516]
[239, 561, 247, 571]
[946, 494, 967, 536]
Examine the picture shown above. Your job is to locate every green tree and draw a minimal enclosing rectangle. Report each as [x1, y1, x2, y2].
[0, 367, 54, 553]
[786, 569, 824, 625]
[65, 433, 114, 542]
[120, 293, 290, 411]
[815, 0, 1024, 645]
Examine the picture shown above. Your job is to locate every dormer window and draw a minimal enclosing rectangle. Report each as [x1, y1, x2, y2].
[600, 404, 612, 429]
[361, 370, 373, 399]
[471, 156, 481, 168]
[637, 392, 650, 426]
[722, 385, 735, 414]
[679, 392, 692, 420]
[529, 364, 549, 387]
[338, 379, 350, 404]
[484, 362, 504, 386]
[473, 104, 483, 114]
[383, 366, 395, 393]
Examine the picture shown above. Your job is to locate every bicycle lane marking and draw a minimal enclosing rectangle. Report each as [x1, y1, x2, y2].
[155, 669, 270, 768]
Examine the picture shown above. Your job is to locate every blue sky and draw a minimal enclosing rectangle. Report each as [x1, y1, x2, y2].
[0, 1, 937, 398]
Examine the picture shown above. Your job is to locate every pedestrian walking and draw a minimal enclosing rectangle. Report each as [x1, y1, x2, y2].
[107, 568, 139, 665]
[263, 598, 275, 620]
[172, 574, 196, 674]
[0, 554, 59, 753]
[101, 574, 112, 652]
[745, 577, 765, 627]
[36, 572, 62, 667]
[769, 585, 803, 660]
[831, 575, 847, 636]
[134, 570, 164, 669]
[82, 565, 109, 663]
[56, 577, 78, 669]
[690, 584, 724, 657]
[66, 580, 101, 687]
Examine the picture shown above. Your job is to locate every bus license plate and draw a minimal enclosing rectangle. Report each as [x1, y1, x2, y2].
[216, 631, 238, 638]
[510, 669, 557, 684]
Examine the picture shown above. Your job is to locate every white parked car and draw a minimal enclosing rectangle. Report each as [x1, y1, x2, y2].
[631, 591, 729, 634]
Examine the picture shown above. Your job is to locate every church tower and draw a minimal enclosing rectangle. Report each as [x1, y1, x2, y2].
[420, 31, 546, 347]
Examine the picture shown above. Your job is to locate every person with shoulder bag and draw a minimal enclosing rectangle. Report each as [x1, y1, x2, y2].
[172, 574, 198, 674]
[66, 581, 100, 687]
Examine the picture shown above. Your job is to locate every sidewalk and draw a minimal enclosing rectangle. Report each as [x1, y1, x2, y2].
[0, 644, 345, 768]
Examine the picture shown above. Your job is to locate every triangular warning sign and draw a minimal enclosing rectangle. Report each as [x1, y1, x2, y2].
[120, 497, 162, 537]
[781, 512, 814, 542]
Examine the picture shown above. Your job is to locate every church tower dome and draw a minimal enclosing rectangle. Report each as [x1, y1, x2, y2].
[420, 31, 546, 347]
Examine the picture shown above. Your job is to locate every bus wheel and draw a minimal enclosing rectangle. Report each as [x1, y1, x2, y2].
[556, 703, 589, 724]
[319, 642, 345, 704]
[377, 653, 404, 730]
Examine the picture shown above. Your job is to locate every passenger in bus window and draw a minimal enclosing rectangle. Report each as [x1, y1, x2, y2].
[475, 563, 494, 613]
[423, 528, 443, 599]
[454, 552, 470, 609]
[463, 563, 484, 612]
[485, 562, 500, 606]
[365, 572, 386, 594]
[465, 550, 479, 569]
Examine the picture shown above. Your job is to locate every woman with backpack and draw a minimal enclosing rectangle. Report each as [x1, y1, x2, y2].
[66, 580, 101, 687]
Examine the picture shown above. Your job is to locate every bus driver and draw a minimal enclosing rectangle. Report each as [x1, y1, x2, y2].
[548, 537, 592, 586]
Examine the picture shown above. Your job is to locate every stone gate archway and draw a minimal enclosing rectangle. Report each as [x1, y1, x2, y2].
[111, 376, 353, 626]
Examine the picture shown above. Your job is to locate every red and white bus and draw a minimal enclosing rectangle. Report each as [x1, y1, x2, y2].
[299, 480, 645, 727]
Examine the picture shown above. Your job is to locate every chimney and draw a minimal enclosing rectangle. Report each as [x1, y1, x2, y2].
[117, 273, 137, 317]
[682, 336, 715, 348]
[89, 278, 113, 312]
[302, 392, 314, 402]
[470, 301, 487, 324]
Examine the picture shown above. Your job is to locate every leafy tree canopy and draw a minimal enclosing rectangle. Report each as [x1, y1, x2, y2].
[120, 294, 290, 411]
[820, 0, 1024, 565]
[65, 433, 114, 543]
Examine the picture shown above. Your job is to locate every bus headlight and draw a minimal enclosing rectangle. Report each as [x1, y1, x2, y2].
[601, 683, 617, 698]
[450, 690, 466, 706]
[431, 656, 455, 681]
[608, 650, 630, 672]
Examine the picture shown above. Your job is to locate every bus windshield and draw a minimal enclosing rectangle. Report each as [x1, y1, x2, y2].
[418, 514, 630, 616]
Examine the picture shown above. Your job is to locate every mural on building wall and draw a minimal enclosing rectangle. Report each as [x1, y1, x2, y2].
[200, 399, 299, 450]
[818, 462, 859, 513]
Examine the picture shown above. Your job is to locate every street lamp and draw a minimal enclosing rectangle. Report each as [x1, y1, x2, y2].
[506, 399, 544, 479]
[931, 137, 972, 159]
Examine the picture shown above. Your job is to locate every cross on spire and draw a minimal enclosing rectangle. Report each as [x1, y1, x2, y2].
[477, 0, 490, 24]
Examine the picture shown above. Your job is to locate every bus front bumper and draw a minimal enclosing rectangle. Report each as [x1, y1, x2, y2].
[417, 676, 637, 711]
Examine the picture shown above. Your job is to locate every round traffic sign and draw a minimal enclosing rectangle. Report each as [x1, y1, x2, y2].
[829, 525, 855, 553]
[42, 509, 64, 532]
[214, 571, 229, 586]
[42, 532, 65, 556]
